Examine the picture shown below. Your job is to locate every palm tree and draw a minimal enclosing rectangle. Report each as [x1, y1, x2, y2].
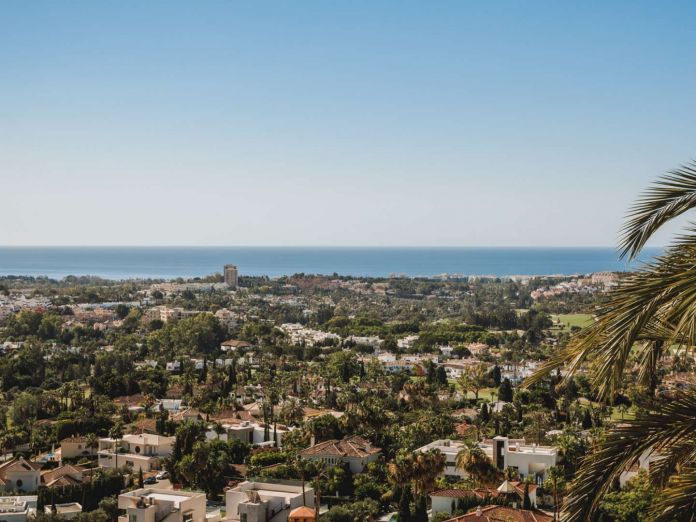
[109, 421, 124, 471]
[544, 466, 565, 520]
[525, 161, 696, 521]
[455, 440, 497, 487]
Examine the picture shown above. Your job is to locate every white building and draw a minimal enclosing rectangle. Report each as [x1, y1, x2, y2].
[0, 496, 37, 522]
[415, 440, 468, 479]
[416, 437, 559, 484]
[44, 503, 82, 519]
[59, 436, 97, 460]
[226, 481, 313, 522]
[0, 459, 41, 493]
[206, 420, 289, 448]
[480, 436, 558, 483]
[118, 489, 220, 522]
[98, 434, 174, 473]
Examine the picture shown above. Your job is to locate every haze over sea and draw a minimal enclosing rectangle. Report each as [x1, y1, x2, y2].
[0, 247, 662, 281]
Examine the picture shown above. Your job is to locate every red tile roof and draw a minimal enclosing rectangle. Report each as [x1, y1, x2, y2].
[299, 436, 381, 459]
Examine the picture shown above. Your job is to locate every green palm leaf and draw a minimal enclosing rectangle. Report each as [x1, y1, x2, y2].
[620, 161, 696, 259]
[561, 392, 696, 521]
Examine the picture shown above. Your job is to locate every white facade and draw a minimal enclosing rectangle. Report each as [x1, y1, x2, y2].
[480, 436, 558, 483]
[415, 440, 468, 479]
[226, 482, 313, 522]
[417, 437, 559, 483]
[0, 459, 41, 493]
[59, 437, 97, 460]
[0, 496, 36, 522]
[98, 434, 174, 473]
[118, 489, 218, 522]
[205, 421, 288, 448]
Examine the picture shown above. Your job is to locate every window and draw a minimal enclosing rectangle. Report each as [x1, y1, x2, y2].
[183, 513, 193, 522]
[135, 446, 141, 454]
[16, 480, 23, 488]
[129, 514, 137, 522]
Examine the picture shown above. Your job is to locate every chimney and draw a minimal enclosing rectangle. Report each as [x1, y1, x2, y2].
[476, 506, 482, 516]
[310, 435, 316, 447]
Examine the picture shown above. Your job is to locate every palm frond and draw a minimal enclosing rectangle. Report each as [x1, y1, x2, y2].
[561, 392, 696, 521]
[524, 243, 696, 399]
[620, 161, 696, 259]
[649, 466, 696, 522]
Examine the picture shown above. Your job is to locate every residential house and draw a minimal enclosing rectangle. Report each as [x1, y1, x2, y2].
[0, 496, 37, 522]
[0, 458, 41, 493]
[98, 434, 174, 473]
[226, 481, 313, 522]
[206, 420, 288, 448]
[480, 436, 558, 484]
[117, 488, 219, 522]
[220, 340, 252, 353]
[41, 464, 86, 487]
[430, 481, 538, 516]
[298, 436, 381, 474]
[59, 436, 97, 460]
[445, 505, 552, 522]
[44, 503, 82, 519]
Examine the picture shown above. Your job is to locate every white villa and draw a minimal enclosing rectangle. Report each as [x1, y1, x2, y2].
[205, 420, 289, 448]
[118, 488, 220, 522]
[0, 458, 42, 493]
[0, 496, 37, 522]
[417, 437, 559, 484]
[98, 434, 174, 472]
[226, 481, 313, 522]
[480, 436, 558, 483]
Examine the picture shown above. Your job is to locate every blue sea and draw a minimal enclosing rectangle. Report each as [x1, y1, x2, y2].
[0, 247, 662, 280]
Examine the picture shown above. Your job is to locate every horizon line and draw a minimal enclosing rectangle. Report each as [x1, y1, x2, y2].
[0, 244, 666, 249]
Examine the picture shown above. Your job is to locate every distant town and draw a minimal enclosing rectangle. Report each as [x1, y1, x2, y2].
[0, 262, 674, 522]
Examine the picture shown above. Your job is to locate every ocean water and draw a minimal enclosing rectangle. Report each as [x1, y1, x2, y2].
[0, 247, 662, 280]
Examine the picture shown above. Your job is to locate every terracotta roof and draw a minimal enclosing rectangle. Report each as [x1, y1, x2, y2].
[289, 506, 316, 518]
[431, 489, 476, 498]
[432, 488, 502, 500]
[41, 464, 86, 487]
[299, 436, 381, 459]
[0, 457, 42, 473]
[446, 506, 552, 522]
[455, 422, 475, 436]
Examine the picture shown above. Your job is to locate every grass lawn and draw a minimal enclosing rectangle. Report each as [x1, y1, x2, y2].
[464, 387, 498, 401]
[551, 313, 594, 332]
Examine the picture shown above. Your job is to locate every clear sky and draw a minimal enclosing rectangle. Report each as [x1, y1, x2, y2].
[2, 1, 696, 247]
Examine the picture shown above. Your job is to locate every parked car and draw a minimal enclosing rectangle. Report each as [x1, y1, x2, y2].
[155, 471, 169, 480]
[143, 476, 157, 485]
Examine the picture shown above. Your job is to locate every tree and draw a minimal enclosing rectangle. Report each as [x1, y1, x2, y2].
[598, 471, 655, 522]
[459, 363, 489, 402]
[523, 480, 532, 510]
[108, 421, 123, 471]
[544, 466, 565, 520]
[498, 378, 513, 403]
[454, 440, 498, 487]
[525, 161, 696, 521]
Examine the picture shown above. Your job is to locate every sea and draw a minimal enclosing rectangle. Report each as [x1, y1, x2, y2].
[0, 246, 662, 281]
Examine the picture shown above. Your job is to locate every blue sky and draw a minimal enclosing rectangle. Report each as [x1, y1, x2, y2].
[2, 1, 696, 246]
